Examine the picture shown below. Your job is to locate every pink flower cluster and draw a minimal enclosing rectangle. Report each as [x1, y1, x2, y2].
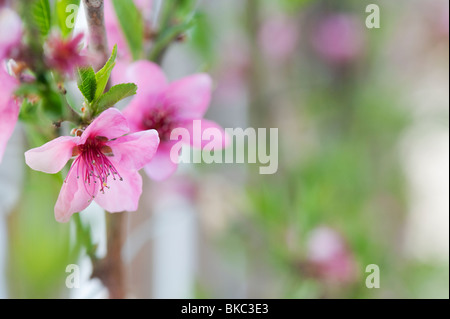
[1, 1, 226, 223]
[24, 59, 225, 222]
[0, 6, 86, 164]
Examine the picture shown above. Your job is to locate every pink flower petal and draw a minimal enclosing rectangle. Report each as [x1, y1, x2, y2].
[107, 129, 160, 170]
[110, 59, 128, 85]
[80, 108, 129, 143]
[24, 136, 78, 173]
[122, 93, 160, 132]
[0, 99, 19, 164]
[0, 68, 20, 163]
[181, 119, 230, 149]
[54, 160, 98, 223]
[0, 67, 19, 107]
[125, 60, 168, 93]
[143, 141, 179, 181]
[121, 62, 169, 132]
[166, 73, 212, 120]
[94, 169, 143, 212]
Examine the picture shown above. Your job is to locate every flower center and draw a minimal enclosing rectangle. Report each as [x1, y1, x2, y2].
[66, 136, 122, 199]
[142, 108, 176, 141]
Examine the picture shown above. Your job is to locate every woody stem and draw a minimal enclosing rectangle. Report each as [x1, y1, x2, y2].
[83, 0, 109, 71]
[91, 212, 126, 299]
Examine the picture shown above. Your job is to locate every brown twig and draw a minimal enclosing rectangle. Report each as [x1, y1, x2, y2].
[91, 212, 126, 299]
[83, 0, 109, 71]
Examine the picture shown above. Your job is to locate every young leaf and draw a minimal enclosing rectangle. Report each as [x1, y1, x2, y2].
[55, 0, 80, 37]
[94, 45, 117, 101]
[77, 67, 97, 103]
[96, 83, 137, 110]
[112, 0, 143, 60]
[32, 0, 52, 37]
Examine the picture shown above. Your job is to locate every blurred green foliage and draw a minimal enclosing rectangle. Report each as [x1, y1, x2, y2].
[8, 169, 73, 298]
[5, 0, 447, 299]
[192, 0, 449, 299]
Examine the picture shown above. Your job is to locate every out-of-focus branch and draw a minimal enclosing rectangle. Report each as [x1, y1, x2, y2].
[83, 0, 108, 71]
[148, 20, 194, 63]
[147, 0, 194, 64]
[245, 0, 267, 128]
[91, 212, 126, 299]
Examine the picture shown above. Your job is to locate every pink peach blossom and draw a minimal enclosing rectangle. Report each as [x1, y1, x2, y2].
[0, 67, 19, 164]
[0, 7, 23, 60]
[25, 108, 160, 222]
[259, 16, 299, 61]
[44, 32, 87, 75]
[312, 14, 365, 64]
[121, 61, 227, 181]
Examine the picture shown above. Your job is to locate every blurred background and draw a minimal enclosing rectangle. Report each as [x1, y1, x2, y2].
[0, 0, 448, 298]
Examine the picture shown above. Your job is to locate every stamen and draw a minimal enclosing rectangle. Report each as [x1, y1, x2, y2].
[68, 137, 123, 197]
[143, 106, 177, 141]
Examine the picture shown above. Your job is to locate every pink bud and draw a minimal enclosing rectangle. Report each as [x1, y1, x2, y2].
[306, 227, 358, 284]
[44, 32, 87, 76]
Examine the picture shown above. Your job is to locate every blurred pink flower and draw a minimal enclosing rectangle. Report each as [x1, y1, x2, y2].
[0, 67, 19, 164]
[306, 226, 358, 284]
[312, 14, 365, 64]
[0, 7, 23, 60]
[44, 32, 87, 75]
[25, 108, 160, 222]
[121, 61, 227, 181]
[259, 16, 299, 61]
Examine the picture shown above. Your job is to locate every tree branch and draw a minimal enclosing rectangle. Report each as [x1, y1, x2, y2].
[83, 0, 108, 71]
[91, 212, 126, 299]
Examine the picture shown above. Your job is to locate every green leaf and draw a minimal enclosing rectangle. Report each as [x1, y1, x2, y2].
[55, 0, 80, 37]
[94, 45, 117, 101]
[41, 88, 65, 120]
[174, 0, 197, 20]
[32, 0, 52, 37]
[280, 0, 314, 10]
[112, 0, 143, 60]
[190, 12, 214, 63]
[96, 83, 137, 110]
[77, 67, 97, 103]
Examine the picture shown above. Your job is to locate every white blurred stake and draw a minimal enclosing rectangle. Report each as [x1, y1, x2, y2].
[152, 190, 197, 299]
